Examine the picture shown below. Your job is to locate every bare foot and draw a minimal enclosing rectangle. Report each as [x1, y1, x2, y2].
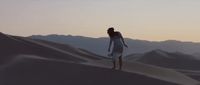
[118, 67, 122, 70]
[112, 67, 116, 70]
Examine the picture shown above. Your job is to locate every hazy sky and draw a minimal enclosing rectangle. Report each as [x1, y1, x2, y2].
[1, 0, 200, 42]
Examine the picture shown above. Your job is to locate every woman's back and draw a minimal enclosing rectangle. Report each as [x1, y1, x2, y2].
[111, 32, 123, 46]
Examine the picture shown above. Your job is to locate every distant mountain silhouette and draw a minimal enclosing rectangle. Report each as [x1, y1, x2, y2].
[30, 34, 200, 56]
[126, 49, 200, 70]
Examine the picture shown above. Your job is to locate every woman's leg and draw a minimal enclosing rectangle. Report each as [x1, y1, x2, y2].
[112, 60, 116, 69]
[119, 56, 122, 70]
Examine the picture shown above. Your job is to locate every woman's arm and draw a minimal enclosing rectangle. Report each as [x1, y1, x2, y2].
[119, 32, 128, 47]
[108, 38, 113, 52]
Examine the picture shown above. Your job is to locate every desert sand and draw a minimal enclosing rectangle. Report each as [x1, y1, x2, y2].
[0, 32, 199, 85]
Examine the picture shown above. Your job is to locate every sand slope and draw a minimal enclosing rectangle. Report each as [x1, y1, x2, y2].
[0, 55, 178, 85]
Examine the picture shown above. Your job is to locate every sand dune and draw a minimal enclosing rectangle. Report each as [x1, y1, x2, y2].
[85, 60, 199, 85]
[0, 32, 199, 85]
[33, 39, 103, 60]
[0, 55, 178, 85]
[131, 49, 200, 70]
[176, 69, 200, 81]
[0, 32, 86, 64]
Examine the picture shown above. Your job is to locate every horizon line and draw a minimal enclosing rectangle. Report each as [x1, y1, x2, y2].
[2, 32, 200, 43]
[30, 33, 200, 43]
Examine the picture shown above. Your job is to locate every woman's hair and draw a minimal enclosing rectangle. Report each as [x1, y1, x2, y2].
[107, 27, 115, 38]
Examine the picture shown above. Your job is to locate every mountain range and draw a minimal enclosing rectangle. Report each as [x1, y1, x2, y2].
[30, 34, 200, 57]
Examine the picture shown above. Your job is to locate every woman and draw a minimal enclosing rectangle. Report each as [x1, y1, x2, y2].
[107, 27, 128, 70]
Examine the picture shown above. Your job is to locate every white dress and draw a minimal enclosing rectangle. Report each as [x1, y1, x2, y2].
[110, 34, 123, 61]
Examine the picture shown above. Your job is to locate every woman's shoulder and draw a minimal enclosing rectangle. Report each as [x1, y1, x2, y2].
[115, 31, 120, 33]
[114, 31, 122, 36]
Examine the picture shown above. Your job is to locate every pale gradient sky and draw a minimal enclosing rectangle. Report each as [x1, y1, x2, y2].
[1, 0, 200, 42]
